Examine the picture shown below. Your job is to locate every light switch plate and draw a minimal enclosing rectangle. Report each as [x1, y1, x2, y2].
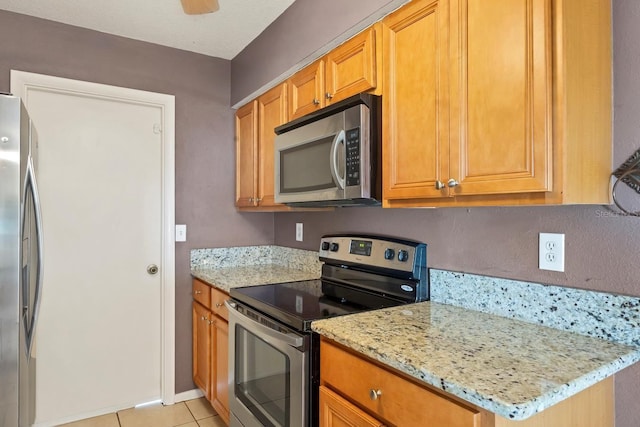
[176, 224, 187, 242]
[296, 223, 303, 242]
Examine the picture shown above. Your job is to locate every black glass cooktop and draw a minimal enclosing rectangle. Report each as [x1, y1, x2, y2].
[230, 279, 407, 332]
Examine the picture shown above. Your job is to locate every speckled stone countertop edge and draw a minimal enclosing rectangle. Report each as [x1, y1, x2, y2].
[311, 303, 640, 421]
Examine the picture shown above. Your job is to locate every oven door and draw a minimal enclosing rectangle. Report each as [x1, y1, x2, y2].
[226, 300, 309, 427]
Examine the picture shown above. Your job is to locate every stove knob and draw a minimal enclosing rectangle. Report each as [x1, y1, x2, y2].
[330, 243, 340, 252]
[321, 241, 330, 251]
[384, 248, 395, 260]
[397, 250, 409, 262]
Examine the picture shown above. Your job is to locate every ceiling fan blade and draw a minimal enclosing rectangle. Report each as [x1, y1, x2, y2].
[181, 0, 219, 15]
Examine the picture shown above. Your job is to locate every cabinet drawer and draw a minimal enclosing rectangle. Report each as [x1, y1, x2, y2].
[210, 286, 229, 322]
[321, 340, 482, 427]
[192, 279, 211, 309]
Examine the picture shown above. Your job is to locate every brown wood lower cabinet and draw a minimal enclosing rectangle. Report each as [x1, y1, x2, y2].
[320, 385, 385, 427]
[192, 279, 230, 425]
[320, 338, 613, 427]
[211, 316, 229, 424]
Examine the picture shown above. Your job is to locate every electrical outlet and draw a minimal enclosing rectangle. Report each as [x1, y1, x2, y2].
[539, 233, 564, 272]
[296, 223, 303, 242]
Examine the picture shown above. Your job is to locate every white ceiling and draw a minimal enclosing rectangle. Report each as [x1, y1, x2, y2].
[0, 0, 296, 59]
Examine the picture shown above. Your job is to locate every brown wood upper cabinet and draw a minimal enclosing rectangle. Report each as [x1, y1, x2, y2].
[235, 83, 289, 210]
[382, 0, 612, 207]
[288, 27, 379, 120]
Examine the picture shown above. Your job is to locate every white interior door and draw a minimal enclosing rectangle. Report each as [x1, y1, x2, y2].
[11, 71, 175, 426]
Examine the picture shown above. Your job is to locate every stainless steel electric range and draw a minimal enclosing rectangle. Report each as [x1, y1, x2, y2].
[226, 234, 428, 427]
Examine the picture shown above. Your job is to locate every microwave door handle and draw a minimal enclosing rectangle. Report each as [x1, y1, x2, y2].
[330, 130, 346, 189]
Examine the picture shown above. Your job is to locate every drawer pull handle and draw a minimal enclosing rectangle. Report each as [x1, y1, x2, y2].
[194, 290, 202, 295]
[369, 389, 382, 400]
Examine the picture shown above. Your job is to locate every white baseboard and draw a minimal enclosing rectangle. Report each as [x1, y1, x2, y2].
[174, 388, 205, 402]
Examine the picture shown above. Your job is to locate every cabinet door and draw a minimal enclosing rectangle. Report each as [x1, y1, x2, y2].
[211, 318, 230, 425]
[288, 59, 325, 120]
[320, 386, 385, 427]
[192, 302, 211, 398]
[448, 0, 552, 195]
[257, 83, 288, 208]
[382, 0, 451, 202]
[325, 28, 377, 105]
[235, 100, 258, 207]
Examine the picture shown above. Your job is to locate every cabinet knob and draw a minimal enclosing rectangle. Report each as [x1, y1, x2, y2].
[325, 92, 333, 100]
[435, 180, 445, 190]
[255, 197, 262, 203]
[201, 315, 208, 321]
[313, 98, 320, 105]
[194, 290, 202, 295]
[447, 178, 459, 188]
[215, 302, 223, 308]
[369, 389, 382, 401]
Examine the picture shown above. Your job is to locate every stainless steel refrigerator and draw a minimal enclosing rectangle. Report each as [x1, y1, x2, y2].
[0, 94, 44, 427]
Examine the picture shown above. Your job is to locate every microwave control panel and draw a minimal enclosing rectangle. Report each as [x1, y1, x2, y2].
[345, 127, 360, 186]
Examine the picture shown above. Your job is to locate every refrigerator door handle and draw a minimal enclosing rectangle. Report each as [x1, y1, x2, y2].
[22, 155, 44, 359]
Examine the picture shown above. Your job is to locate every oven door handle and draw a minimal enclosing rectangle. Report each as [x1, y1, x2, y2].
[225, 300, 304, 349]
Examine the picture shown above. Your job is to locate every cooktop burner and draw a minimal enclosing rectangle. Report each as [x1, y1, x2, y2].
[230, 279, 408, 332]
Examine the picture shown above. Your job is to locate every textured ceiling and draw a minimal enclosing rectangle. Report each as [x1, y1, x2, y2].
[0, 0, 296, 59]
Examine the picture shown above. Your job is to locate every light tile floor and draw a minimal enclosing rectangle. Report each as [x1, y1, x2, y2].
[61, 398, 226, 427]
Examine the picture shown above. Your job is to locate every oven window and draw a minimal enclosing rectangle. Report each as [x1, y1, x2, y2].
[280, 135, 335, 193]
[235, 325, 291, 427]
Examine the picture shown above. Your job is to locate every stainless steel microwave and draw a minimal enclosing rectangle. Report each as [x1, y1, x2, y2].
[274, 94, 381, 207]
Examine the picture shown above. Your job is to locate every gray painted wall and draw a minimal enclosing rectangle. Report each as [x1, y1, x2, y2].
[0, 10, 274, 395]
[232, 0, 640, 425]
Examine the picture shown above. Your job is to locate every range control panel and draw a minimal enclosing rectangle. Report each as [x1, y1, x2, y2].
[319, 234, 426, 274]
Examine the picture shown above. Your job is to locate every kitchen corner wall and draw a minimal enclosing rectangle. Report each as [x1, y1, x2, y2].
[0, 10, 275, 394]
[231, 0, 640, 426]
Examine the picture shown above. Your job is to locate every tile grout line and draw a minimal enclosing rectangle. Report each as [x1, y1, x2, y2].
[184, 400, 197, 425]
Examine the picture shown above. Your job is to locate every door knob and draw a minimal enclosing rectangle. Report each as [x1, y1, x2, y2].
[147, 264, 159, 275]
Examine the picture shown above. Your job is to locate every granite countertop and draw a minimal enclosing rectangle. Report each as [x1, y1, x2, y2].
[192, 264, 320, 292]
[311, 301, 640, 421]
[190, 245, 322, 292]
